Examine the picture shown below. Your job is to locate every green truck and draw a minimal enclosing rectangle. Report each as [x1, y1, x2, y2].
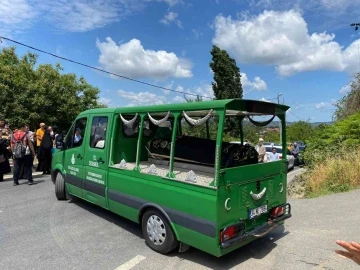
[51, 99, 291, 257]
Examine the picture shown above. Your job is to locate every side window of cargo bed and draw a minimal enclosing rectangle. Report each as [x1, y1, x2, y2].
[90, 116, 108, 149]
[122, 119, 154, 138]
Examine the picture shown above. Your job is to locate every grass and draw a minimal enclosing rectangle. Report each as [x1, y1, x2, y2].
[303, 149, 360, 198]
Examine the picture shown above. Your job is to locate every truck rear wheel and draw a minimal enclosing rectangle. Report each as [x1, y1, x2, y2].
[55, 172, 67, 200]
[141, 209, 179, 254]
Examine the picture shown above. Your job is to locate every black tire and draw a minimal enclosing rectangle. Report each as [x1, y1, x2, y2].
[141, 209, 179, 254]
[55, 172, 67, 200]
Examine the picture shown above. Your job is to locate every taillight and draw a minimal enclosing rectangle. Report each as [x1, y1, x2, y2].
[270, 206, 284, 218]
[221, 226, 236, 241]
[220, 222, 246, 243]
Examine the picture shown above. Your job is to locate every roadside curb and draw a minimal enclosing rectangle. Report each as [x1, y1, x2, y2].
[287, 168, 306, 186]
[3, 172, 45, 181]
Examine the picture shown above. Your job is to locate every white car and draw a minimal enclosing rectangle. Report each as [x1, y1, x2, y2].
[264, 146, 295, 170]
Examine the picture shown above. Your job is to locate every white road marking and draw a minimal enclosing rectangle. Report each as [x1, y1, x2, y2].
[115, 255, 146, 270]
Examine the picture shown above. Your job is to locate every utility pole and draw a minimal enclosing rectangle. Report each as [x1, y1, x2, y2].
[277, 93, 283, 143]
[350, 23, 360, 31]
[351, 23, 360, 70]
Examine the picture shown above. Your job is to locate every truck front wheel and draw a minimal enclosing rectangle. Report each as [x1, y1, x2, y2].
[55, 172, 67, 200]
[141, 209, 179, 254]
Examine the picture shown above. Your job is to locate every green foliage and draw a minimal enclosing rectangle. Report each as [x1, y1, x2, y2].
[286, 121, 314, 143]
[264, 130, 280, 143]
[209, 45, 243, 137]
[304, 112, 360, 168]
[0, 47, 106, 131]
[302, 148, 360, 198]
[184, 95, 204, 103]
[333, 74, 360, 121]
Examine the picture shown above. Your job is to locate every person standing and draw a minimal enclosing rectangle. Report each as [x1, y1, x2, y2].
[0, 129, 11, 182]
[36, 123, 46, 171]
[11, 124, 36, 185]
[291, 142, 300, 165]
[268, 147, 280, 162]
[38, 127, 53, 175]
[255, 138, 266, 163]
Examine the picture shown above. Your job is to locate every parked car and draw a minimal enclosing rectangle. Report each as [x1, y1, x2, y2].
[265, 146, 295, 170]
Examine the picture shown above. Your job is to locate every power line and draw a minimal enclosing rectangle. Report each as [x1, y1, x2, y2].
[0, 36, 212, 100]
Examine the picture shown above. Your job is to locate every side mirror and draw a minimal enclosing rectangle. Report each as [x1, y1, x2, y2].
[55, 135, 66, 150]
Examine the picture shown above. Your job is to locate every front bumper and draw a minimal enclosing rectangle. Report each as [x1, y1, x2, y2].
[221, 203, 292, 249]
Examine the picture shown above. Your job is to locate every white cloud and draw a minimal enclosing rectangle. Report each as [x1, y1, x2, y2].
[19, 0, 181, 33]
[96, 37, 192, 79]
[158, 0, 183, 7]
[0, 0, 36, 37]
[315, 102, 330, 109]
[212, 9, 360, 76]
[164, 83, 214, 100]
[192, 28, 203, 39]
[194, 84, 214, 99]
[117, 90, 167, 106]
[37, 0, 126, 32]
[0, 0, 35, 24]
[241, 73, 267, 91]
[115, 81, 213, 107]
[339, 84, 351, 95]
[260, 97, 271, 102]
[172, 96, 185, 102]
[99, 97, 112, 106]
[159, 12, 182, 28]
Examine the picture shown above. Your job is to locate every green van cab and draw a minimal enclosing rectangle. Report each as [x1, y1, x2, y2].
[51, 99, 292, 257]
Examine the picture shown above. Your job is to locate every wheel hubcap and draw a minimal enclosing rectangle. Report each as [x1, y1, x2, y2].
[146, 215, 166, 245]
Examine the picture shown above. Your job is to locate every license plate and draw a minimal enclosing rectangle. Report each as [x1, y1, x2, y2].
[249, 205, 268, 219]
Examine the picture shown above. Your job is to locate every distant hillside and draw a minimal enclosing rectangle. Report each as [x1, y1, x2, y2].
[267, 121, 332, 128]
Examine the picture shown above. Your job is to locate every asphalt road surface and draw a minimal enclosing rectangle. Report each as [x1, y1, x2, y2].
[0, 174, 359, 270]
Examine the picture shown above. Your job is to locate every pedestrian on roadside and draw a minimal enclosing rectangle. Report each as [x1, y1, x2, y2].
[291, 142, 300, 165]
[255, 138, 266, 163]
[268, 147, 280, 162]
[36, 123, 46, 172]
[11, 123, 36, 185]
[38, 126, 53, 175]
[0, 129, 11, 182]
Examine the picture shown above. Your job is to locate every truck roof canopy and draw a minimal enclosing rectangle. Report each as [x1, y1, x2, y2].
[80, 99, 289, 117]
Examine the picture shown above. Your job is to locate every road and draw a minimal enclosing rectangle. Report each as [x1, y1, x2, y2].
[0, 173, 359, 270]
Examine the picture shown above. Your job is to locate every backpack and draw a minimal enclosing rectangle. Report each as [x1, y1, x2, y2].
[13, 133, 27, 159]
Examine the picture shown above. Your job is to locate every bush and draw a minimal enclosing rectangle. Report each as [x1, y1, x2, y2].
[302, 148, 360, 197]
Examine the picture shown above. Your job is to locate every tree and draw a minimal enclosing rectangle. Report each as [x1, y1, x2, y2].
[286, 121, 314, 143]
[209, 45, 243, 137]
[264, 130, 280, 143]
[209, 45, 243, 100]
[0, 47, 106, 131]
[333, 74, 360, 121]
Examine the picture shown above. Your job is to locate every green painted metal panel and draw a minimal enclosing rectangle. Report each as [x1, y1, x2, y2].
[53, 98, 291, 257]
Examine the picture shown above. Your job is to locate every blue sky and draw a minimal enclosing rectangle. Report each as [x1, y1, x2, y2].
[1, 0, 359, 122]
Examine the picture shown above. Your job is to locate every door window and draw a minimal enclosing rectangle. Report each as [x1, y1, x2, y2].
[90, 116, 108, 149]
[65, 117, 87, 149]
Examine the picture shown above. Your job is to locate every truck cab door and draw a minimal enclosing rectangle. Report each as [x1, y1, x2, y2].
[63, 117, 88, 199]
[83, 114, 111, 209]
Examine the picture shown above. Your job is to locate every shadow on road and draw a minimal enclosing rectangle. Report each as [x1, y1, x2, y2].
[173, 226, 289, 269]
[70, 198, 143, 238]
[69, 199, 290, 268]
